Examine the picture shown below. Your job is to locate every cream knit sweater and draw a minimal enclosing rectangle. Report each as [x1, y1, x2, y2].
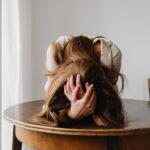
[44, 36, 122, 93]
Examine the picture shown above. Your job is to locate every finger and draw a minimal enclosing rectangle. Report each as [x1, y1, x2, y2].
[72, 86, 79, 102]
[85, 82, 89, 90]
[89, 98, 96, 115]
[76, 74, 80, 85]
[64, 85, 69, 98]
[64, 84, 73, 102]
[76, 74, 82, 87]
[66, 77, 71, 94]
[84, 89, 96, 112]
[83, 84, 94, 102]
[88, 89, 96, 106]
[76, 74, 84, 94]
[70, 75, 75, 91]
[86, 91, 96, 115]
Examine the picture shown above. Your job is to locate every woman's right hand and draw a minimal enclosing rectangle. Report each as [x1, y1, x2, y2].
[64, 74, 96, 120]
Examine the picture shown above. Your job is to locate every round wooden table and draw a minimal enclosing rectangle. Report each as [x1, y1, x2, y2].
[4, 99, 150, 150]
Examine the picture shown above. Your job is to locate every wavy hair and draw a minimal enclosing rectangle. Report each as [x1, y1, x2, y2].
[34, 35, 125, 128]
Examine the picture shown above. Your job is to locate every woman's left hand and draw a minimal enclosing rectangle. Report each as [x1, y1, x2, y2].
[64, 74, 85, 100]
[64, 74, 96, 120]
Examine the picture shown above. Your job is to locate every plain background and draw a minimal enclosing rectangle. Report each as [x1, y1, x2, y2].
[0, 0, 2, 148]
[31, 0, 150, 101]
[1, 0, 150, 150]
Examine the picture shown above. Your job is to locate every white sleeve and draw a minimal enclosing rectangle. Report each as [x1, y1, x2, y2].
[99, 38, 122, 92]
[109, 41, 122, 72]
[100, 38, 122, 72]
[44, 36, 72, 93]
[44, 46, 57, 93]
[46, 45, 58, 72]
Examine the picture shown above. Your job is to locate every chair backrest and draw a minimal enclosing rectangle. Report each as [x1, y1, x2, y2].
[148, 78, 150, 100]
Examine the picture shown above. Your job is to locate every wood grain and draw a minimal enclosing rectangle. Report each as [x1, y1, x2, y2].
[4, 99, 150, 136]
[118, 134, 150, 150]
[4, 99, 150, 150]
[16, 127, 107, 150]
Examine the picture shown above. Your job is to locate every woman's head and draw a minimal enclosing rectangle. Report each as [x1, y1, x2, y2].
[52, 35, 100, 66]
[38, 35, 125, 128]
[64, 35, 99, 62]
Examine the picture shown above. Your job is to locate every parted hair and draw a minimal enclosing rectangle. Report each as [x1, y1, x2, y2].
[34, 35, 125, 128]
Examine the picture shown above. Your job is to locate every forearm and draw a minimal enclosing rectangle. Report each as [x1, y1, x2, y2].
[45, 36, 72, 92]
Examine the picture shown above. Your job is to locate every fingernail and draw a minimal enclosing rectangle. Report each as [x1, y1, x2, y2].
[76, 86, 79, 90]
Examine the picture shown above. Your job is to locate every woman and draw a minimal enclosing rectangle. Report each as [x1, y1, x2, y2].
[35, 35, 125, 128]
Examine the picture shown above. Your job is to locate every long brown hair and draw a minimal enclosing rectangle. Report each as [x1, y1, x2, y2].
[35, 35, 125, 128]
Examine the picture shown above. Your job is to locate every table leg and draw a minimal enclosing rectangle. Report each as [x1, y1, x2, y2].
[107, 137, 121, 150]
[12, 126, 22, 150]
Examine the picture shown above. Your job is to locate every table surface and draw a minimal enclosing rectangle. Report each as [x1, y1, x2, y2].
[4, 99, 150, 136]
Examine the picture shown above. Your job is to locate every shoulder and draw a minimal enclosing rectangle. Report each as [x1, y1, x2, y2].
[53, 35, 72, 49]
[94, 36, 122, 71]
[47, 35, 72, 51]
[94, 36, 122, 57]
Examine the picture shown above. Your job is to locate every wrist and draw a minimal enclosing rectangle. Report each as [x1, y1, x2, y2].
[68, 109, 79, 120]
[68, 109, 75, 120]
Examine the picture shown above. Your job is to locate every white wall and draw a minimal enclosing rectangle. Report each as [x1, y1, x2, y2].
[18, 0, 33, 101]
[1, 1, 33, 149]
[0, 0, 2, 148]
[31, 0, 150, 100]
[1, 1, 149, 150]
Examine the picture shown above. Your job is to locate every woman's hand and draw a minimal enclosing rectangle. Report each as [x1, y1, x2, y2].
[64, 74, 85, 100]
[64, 74, 96, 120]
